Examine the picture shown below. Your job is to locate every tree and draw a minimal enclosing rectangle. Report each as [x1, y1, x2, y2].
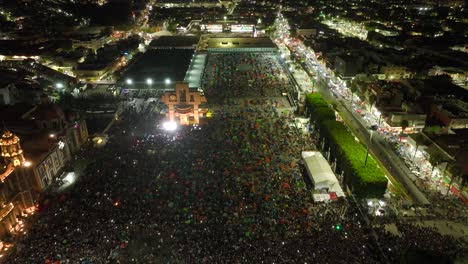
[423, 125, 443, 135]
[368, 93, 377, 110]
[306, 93, 388, 197]
[446, 165, 462, 196]
[349, 81, 358, 106]
[401, 120, 409, 134]
[429, 152, 445, 177]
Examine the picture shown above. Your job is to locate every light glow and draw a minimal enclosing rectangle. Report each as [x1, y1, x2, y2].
[162, 121, 177, 131]
[63, 172, 75, 184]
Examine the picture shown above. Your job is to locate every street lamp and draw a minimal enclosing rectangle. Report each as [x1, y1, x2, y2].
[165, 78, 171, 85]
[49, 133, 56, 139]
[126, 78, 133, 85]
[311, 77, 317, 93]
[56, 83, 64, 89]
[224, 16, 227, 21]
[23, 161, 32, 167]
[364, 130, 374, 166]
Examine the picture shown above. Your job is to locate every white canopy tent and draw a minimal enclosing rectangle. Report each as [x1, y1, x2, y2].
[302, 151, 345, 197]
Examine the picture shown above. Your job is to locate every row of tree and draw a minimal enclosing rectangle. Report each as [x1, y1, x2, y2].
[306, 93, 388, 197]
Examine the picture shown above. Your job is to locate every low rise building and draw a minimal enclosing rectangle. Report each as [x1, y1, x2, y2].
[430, 97, 468, 131]
[334, 54, 364, 79]
[74, 61, 118, 82]
[377, 65, 413, 80]
[69, 26, 112, 51]
[296, 27, 317, 37]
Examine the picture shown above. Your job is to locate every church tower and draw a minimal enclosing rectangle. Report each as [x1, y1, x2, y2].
[0, 130, 25, 167]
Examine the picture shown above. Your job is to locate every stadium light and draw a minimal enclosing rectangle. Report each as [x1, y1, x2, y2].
[126, 78, 133, 85]
[165, 78, 171, 85]
[146, 78, 153, 85]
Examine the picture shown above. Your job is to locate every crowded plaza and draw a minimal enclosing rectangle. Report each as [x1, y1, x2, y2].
[202, 52, 294, 100]
[6, 51, 467, 263]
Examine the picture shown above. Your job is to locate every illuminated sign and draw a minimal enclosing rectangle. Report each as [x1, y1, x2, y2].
[231, 24, 254, 32]
[201, 24, 223, 32]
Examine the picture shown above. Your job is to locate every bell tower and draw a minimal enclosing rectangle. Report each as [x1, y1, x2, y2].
[0, 130, 25, 167]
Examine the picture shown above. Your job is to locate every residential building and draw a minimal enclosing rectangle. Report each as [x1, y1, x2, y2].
[379, 65, 413, 80]
[334, 55, 364, 79]
[430, 98, 468, 131]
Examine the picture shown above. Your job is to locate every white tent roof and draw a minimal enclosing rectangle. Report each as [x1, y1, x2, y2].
[302, 151, 344, 195]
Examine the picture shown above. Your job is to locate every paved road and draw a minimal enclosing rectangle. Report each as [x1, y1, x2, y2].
[277, 40, 430, 205]
[313, 79, 430, 205]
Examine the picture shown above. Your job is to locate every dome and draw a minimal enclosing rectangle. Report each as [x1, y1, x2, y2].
[0, 130, 20, 147]
[33, 103, 65, 121]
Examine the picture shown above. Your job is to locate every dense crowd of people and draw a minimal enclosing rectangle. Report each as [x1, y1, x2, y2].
[375, 222, 467, 263]
[7, 52, 467, 263]
[203, 52, 294, 100]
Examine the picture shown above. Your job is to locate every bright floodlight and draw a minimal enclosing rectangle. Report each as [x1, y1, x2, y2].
[165, 78, 171, 85]
[162, 121, 177, 131]
[56, 83, 64, 89]
[63, 172, 76, 184]
[23, 161, 32, 167]
[126, 79, 133, 85]
[146, 78, 153, 85]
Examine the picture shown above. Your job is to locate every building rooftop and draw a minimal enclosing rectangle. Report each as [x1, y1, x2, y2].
[149, 36, 200, 48]
[428, 129, 468, 175]
[33, 103, 65, 121]
[434, 97, 468, 118]
[207, 37, 276, 49]
[120, 49, 194, 89]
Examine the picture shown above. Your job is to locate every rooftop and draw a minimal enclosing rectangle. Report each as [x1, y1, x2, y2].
[120, 49, 194, 88]
[149, 36, 200, 48]
[207, 37, 276, 49]
[428, 129, 468, 175]
[434, 97, 468, 118]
